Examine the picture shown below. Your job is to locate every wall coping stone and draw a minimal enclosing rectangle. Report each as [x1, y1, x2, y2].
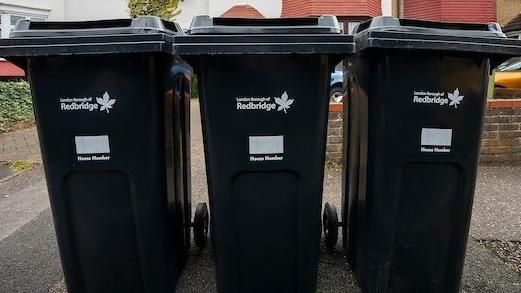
[329, 99, 521, 112]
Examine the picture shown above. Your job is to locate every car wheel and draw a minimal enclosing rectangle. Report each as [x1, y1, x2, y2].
[329, 87, 343, 103]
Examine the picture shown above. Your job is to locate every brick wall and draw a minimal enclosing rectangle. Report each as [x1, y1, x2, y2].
[326, 103, 343, 162]
[326, 99, 521, 165]
[481, 99, 521, 164]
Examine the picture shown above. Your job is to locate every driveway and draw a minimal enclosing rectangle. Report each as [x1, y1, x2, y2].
[0, 100, 520, 292]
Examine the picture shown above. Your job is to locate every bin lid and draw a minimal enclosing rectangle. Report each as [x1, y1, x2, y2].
[189, 15, 340, 35]
[355, 16, 521, 56]
[174, 15, 354, 55]
[0, 16, 183, 61]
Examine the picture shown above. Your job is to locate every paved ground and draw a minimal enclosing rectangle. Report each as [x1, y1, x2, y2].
[0, 100, 520, 292]
[0, 127, 40, 162]
[472, 167, 521, 241]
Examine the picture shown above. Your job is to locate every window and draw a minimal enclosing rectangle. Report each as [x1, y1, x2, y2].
[501, 61, 521, 72]
[0, 14, 46, 38]
[10, 15, 24, 26]
[497, 57, 521, 72]
[335, 61, 343, 72]
[347, 22, 360, 34]
[338, 22, 345, 34]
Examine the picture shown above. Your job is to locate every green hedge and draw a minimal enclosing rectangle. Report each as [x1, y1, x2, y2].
[191, 74, 199, 99]
[0, 81, 33, 132]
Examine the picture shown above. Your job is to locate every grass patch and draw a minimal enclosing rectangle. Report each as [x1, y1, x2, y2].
[6, 160, 35, 172]
[326, 160, 341, 171]
[0, 81, 34, 132]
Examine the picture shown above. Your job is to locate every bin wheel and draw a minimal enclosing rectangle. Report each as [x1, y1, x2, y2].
[323, 202, 339, 249]
[194, 203, 209, 249]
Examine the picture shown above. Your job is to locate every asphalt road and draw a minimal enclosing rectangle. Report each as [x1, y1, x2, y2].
[1, 100, 520, 292]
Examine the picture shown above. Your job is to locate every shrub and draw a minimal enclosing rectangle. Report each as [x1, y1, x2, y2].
[0, 81, 33, 132]
[127, 0, 180, 19]
[191, 74, 199, 99]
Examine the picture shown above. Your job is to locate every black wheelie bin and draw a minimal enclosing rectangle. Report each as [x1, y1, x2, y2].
[0, 17, 208, 293]
[323, 16, 521, 293]
[174, 15, 354, 292]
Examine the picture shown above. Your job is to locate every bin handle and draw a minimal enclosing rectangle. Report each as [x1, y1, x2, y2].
[355, 16, 503, 36]
[14, 16, 181, 34]
[28, 19, 133, 30]
[213, 17, 319, 27]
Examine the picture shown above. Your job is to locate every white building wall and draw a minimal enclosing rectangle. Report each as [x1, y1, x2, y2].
[209, 0, 282, 18]
[62, 0, 129, 21]
[176, 0, 209, 29]
[1, 0, 284, 31]
[0, 0, 51, 16]
[0, 0, 129, 21]
[0, 1, 51, 38]
[0, 0, 50, 9]
[47, 0, 64, 20]
[381, 0, 393, 16]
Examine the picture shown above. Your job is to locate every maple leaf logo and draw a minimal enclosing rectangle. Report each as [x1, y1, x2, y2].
[448, 88, 464, 109]
[274, 91, 294, 113]
[96, 92, 116, 113]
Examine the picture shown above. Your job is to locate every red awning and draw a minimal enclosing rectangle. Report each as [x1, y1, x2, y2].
[221, 5, 265, 18]
[403, 0, 496, 24]
[0, 60, 25, 77]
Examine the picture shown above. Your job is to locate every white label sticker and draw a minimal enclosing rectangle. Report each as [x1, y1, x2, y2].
[420, 128, 452, 154]
[421, 128, 452, 146]
[249, 136, 284, 154]
[75, 135, 110, 154]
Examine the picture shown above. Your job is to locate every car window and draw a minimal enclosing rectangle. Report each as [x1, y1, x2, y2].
[497, 58, 521, 72]
[501, 62, 521, 72]
[334, 61, 343, 71]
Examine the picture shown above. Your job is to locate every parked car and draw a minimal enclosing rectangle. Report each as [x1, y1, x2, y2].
[495, 57, 521, 89]
[330, 70, 343, 103]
